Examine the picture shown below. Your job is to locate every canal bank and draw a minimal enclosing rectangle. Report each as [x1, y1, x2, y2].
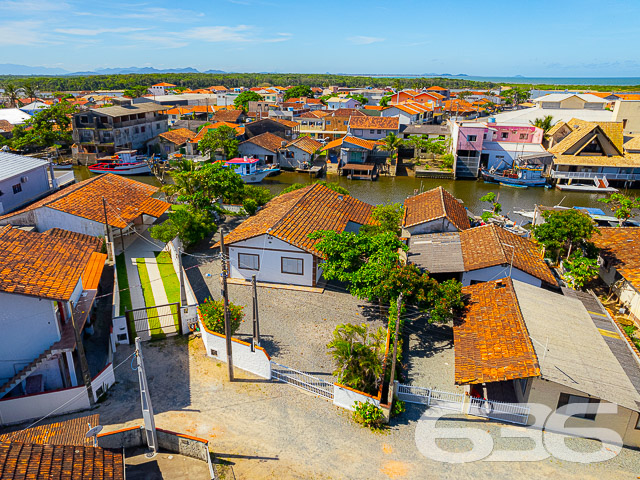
[73, 167, 639, 223]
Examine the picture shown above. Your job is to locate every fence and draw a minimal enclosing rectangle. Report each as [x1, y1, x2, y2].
[397, 384, 465, 412]
[125, 302, 181, 342]
[270, 362, 334, 400]
[468, 397, 530, 425]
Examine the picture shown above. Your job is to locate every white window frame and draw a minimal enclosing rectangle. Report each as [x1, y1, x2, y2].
[281, 257, 304, 275]
[238, 252, 260, 271]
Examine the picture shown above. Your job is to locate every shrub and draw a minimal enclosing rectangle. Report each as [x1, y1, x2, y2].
[441, 153, 454, 169]
[353, 401, 385, 430]
[243, 198, 258, 216]
[391, 397, 406, 418]
[199, 298, 244, 335]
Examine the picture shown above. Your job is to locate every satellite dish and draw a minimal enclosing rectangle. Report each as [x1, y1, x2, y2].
[86, 425, 103, 439]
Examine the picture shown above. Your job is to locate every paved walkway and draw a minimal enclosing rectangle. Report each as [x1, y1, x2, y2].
[142, 258, 175, 335]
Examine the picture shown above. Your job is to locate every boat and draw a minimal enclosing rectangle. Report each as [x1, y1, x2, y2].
[52, 161, 74, 170]
[555, 177, 618, 193]
[223, 157, 279, 183]
[88, 150, 152, 176]
[481, 168, 548, 187]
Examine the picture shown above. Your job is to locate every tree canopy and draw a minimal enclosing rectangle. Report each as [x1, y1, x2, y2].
[360, 203, 403, 236]
[233, 90, 263, 111]
[10, 101, 76, 149]
[149, 206, 216, 247]
[533, 209, 599, 261]
[283, 85, 314, 100]
[280, 181, 349, 196]
[599, 193, 640, 225]
[177, 162, 245, 211]
[123, 85, 149, 98]
[198, 125, 239, 160]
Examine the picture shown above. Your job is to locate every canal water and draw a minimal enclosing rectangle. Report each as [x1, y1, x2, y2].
[74, 167, 636, 223]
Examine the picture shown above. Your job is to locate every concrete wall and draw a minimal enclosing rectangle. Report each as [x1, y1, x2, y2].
[280, 146, 312, 169]
[0, 292, 59, 384]
[333, 383, 381, 411]
[200, 320, 271, 379]
[405, 218, 459, 236]
[24, 207, 104, 237]
[228, 235, 316, 287]
[237, 142, 280, 165]
[461, 266, 543, 287]
[0, 164, 52, 215]
[613, 100, 640, 135]
[0, 385, 90, 426]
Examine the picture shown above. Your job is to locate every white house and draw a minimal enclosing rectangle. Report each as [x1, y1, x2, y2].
[148, 82, 176, 96]
[380, 102, 433, 125]
[348, 116, 400, 140]
[402, 186, 471, 235]
[0, 226, 110, 424]
[280, 136, 323, 169]
[455, 278, 640, 448]
[238, 132, 285, 165]
[327, 97, 361, 110]
[0, 173, 170, 238]
[219, 183, 374, 287]
[0, 152, 58, 215]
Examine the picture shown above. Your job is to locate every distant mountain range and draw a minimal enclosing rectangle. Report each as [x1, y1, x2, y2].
[0, 64, 227, 76]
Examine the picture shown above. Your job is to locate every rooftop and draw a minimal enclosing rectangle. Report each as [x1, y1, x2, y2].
[0, 414, 99, 446]
[402, 124, 450, 136]
[592, 227, 640, 291]
[239, 132, 286, 153]
[534, 93, 608, 104]
[320, 135, 383, 152]
[408, 232, 465, 273]
[285, 136, 323, 154]
[402, 186, 471, 231]
[491, 106, 614, 126]
[349, 116, 400, 130]
[0, 151, 50, 182]
[158, 128, 196, 145]
[212, 109, 243, 123]
[86, 103, 167, 118]
[0, 225, 100, 301]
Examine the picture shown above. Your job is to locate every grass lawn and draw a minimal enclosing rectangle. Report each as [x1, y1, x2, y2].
[136, 258, 166, 339]
[154, 251, 182, 331]
[115, 253, 132, 317]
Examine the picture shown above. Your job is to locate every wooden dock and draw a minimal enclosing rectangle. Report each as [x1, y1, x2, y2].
[296, 159, 326, 178]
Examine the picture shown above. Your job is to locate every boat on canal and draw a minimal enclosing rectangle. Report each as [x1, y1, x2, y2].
[223, 157, 280, 183]
[555, 176, 618, 193]
[88, 150, 152, 176]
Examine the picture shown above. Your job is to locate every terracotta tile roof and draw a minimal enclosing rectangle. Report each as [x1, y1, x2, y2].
[190, 122, 242, 143]
[363, 106, 386, 111]
[272, 118, 298, 128]
[592, 227, 640, 291]
[239, 132, 285, 153]
[0, 442, 124, 480]
[0, 225, 100, 301]
[0, 174, 170, 229]
[331, 108, 366, 117]
[321, 135, 383, 152]
[459, 224, 557, 285]
[298, 111, 326, 119]
[152, 82, 176, 87]
[0, 415, 99, 446]
[0, 120, 14, 133]
[82, 252, 107, 290]
[402, 186, 471, 231]
[391, 102, 432, 115]
[158, 128, 195, 145]
[212, 109, 243, 123]
[221, 184, 374, 256]
[615, 93, 640, 100]
[285, 136, 323, 154]
[349, 116, 400, 130]
[426, 86, 448, 91]
[208, 85, 228, 91]
[454, 278, 540, 384]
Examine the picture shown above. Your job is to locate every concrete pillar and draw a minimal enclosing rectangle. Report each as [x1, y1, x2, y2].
[65, 351, 78, 387]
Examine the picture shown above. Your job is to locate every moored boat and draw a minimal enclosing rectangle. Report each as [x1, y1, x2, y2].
[223, 157, 280, 183]
[555, 177, 618, 193]
[481, 168, 548, 187]
[87, 149, 152, 176]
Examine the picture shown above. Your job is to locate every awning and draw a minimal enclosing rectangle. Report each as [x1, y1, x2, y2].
[342, 163, 375, 171]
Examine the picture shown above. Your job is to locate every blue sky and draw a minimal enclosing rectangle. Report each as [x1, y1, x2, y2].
[2, 0, 639, 76]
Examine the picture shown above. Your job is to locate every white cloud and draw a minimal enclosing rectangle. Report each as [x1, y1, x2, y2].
[0, 0, 69, 11]
[55, 26, 148, 36]
[183, 26, 292, 44]
[347, 36, 384, 45]
[0, 21, 58, 46]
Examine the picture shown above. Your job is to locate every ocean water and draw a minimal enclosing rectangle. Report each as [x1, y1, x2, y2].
[387, 75, 640, 86]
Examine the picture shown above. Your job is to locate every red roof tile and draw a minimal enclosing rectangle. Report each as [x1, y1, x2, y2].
[239, 132, 286, 153]
[402, 186, 470, 231]
[349, 116, 400, 130]
[0, 415, 100, 446]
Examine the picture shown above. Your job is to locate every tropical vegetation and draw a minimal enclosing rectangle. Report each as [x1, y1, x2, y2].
[199, 298, 244, 335]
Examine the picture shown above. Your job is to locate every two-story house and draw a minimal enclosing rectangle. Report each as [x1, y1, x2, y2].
[348, 116, 400, 140]
[148, 82, 176, 96]
[327, 97, 361, 110]
[0, 152, 59, 215]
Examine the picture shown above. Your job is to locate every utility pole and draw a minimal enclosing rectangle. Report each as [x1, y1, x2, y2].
[387, 293, 403, 406]
[177, 245, 187, 307]
[219, 229, 234, 381]
[102, 196, 111, 244]
[69, 301, 95, 407]
[251, 275, 261, 350]
[135, 337, 158, 458]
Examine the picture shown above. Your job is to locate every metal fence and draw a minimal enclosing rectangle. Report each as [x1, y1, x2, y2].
[270, 362, 334, 400]
[397, 384, 465, 412]
[125, 302, 181, 342]
[468, 397, 530, 425]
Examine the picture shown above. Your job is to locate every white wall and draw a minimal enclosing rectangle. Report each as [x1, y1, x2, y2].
[0, 165, 51, 215]
[406, 218, 459, 235]
[228, 235, 316, 287]
[200, 321, 271, 379]
[0, 385, 90, 426]
[34, 207, 105, 237]
[237, 143, 280, 165]
[333, 383, 381, 411]
[0, 292, 59, 384]
[462, 266, 543, 287]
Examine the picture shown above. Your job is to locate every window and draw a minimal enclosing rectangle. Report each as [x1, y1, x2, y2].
[156, 123, 161, 129]
[141, 126, 146, 133]
[238, 253, 259, 270]
[80, 115, 89, 123]
[557, 393, 600, 420]
[467, 135, 477, 142]
[519, 133, 528, 140]
[370, 129, 375, 134]
[281, 257, 303, 275]
[326, 120, 331, 126]
[12, 183, 22, 194]
[377, 129, 382, 134]
[501, 132, 509, 139]
[134, 127, 139, 134]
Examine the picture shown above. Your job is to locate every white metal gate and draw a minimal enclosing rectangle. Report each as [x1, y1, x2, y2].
[397, 384, 465, 412]
[468, 397, 530, 425]
[270, 361, 334, 400]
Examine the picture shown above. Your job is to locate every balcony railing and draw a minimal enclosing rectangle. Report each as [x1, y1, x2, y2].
[551, 170, 640, 181]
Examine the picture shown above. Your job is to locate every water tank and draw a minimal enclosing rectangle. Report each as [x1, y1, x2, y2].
[488, 117, 496, 123]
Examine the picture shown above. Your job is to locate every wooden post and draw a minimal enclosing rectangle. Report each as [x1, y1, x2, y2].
[219, 229, 234, 381]
[69, 301, 95, 406]
[387, 293, 403, 406]
[252, 275, 260, 349]
[102, 196, 111, 244]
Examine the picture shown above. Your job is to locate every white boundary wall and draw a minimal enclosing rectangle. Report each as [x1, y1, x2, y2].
[333, 384, 381, 411]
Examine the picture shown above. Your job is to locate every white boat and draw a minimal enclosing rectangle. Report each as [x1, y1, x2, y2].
[555, 176, 618, 193]
[224, 157, 279, 184]
[88, 150, 152, 176]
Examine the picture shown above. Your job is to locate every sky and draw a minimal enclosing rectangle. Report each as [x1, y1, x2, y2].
[1, 0, 640, 76]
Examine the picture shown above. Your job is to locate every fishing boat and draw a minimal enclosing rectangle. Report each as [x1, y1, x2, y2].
[481, 167, 548, 187]
[88, 150, 152, 176]
[223, 157, 279, 183]
[52, 160, 74, 170]
[555, 176, 618, 193]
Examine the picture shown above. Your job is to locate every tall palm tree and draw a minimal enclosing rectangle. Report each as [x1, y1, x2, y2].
[161, 159, 199, 203]
[3, 83, 19, 108]
[530, 115, 555, 139]
[379, 132, 404, 169]
[23, 82, 37, 103]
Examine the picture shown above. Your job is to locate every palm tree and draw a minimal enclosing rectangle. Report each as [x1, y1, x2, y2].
[23, 82, 37, 103]
[379, 132, 404, 170]
[161, 159, 199, 203]
[530, 115, 554, 139]
[3, 83, 19, 108]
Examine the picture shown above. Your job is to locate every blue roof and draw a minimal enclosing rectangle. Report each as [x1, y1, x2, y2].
[573, 207, 606, 215]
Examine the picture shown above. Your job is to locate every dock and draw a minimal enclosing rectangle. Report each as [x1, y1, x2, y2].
[295, 159, 326, 178]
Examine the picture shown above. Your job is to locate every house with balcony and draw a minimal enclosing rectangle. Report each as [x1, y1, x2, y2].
[72, 102, 168, 157]
[547, 119, 640, 186]
[380, 102, 433, 125]
[348, 116, 400, 140]
[321, 135, 384, 174]
[0, 225, 112, 425]
[280, 136, 323, 169]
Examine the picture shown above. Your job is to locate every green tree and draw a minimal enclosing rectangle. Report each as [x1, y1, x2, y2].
[11, 101, 76, 149]
[360, 203, 403, 237]
[456, 90, 472, 100]
[379, 132, 404, 165]
[199, 297, 244, 335]
[198, 125, 239, 160]
[533, 209, 599, 262]
[123, 85, 149, 98]
[149, 206, 217, 247]
[599, 193, 640, 226]
[346, 93, 368, 105]
[479, 192, 502, 222]
[22, 82, 38, 103]
[233, 91, 263, 111]
[3, 83, 19, 107]
[280, 181, 349, 196]
[241, 185, 272, 206]
[502, 86, 529, 106]
[161, 159, 199, 202]
[530, 115, 554, 139]
[178, 162, 245, 211]
[562, 251, 599, 290]
[327, 323, 387, 395]
[283, 85, 314, 100]
[243, 198, 259, 215]
[379, 95, 392, 107]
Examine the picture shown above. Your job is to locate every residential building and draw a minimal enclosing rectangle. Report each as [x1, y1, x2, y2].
[0, 108, 31, 125]
[216, 91, 241, 107]
[0, 173, 170, 238]
[212, 109, 245, 124]
[327, 97, 361, 110]
[612, 100, 640, 135]
[454, 278, 640, 448]
[220, 183, 374, 287]
[348, 116, 400, 140]
[425, 85, 450, 99]
[280, 136, 323, 169]
[244, 117, 298, 141]
[0, 119, 13, 140]
[380, 102, 433, 125]
[238, 132, 286, 165]
[148, 82, 176, 96]
[0, 152, 59, 215]
[320, 135, 383, 167]
[72, 102, 168, 157]
[151, 127, 196, 156]
[402, 186, 471, 235]
[401, 124, 451, 141]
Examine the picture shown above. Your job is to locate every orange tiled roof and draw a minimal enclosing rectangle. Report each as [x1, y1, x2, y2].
[272, 118, 299, 128]
[158, 128, 196, 145]
[82, 252, 107, 290]
[363, 106, 387, 111]
[212, 109, 243, 123]
[0, 225, 100, 301]
[191, 122, 242, 143]
[331, 108, 366, 118]
[0, 414, 100, 446]
[221, 184, 374, 256]
[460, 224, 557, 285]
[285, 136, 323, 154]
[0, 174, 170, 229]
[0, 120, 13, 132]
[592, 227, 640, 290]
[152, 82, 176, 87]
[349, 116, 399, 130]
[208, 85, 228, 91]
[454, 278, 540, 384]
[0, 442, 124, 480]
[402, 186, 471, 231]
[426, 86, 448, 91]
[320, 135, 383, 152]
[240, 132, 285, 153]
